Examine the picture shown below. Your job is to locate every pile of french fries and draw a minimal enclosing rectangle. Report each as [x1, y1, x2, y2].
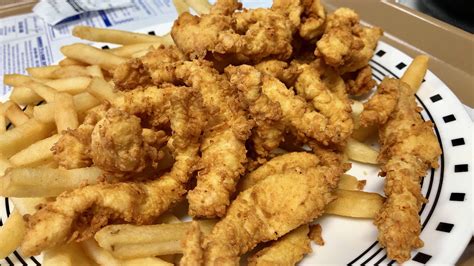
[0, 0, 432, 265]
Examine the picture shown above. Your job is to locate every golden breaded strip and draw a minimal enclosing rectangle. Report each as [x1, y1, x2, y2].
[374, 79, 441, 263]
[203, 168, 340, 264]
[343, 65, 377, 96]
[295, 62, 353, 144]
[248, 224, 312, 266]
[180, 221, 204, 266]
[359, 78, 400, 127]
[239, 152, 319, 191]
[225, 65, 285, 161]
[21, 89, 206, 256]
[178, 61, 252, 218]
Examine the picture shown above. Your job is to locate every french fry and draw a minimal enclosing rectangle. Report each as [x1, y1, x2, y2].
[0, 155, 12, 175]
[0, 167, 103, 197]
[9, 134, 60, 167]
[27, 81, 58, 102]
[72, 25, 175, 45]
[59, 57, 88, 66]
[0, 210, 27, 259]
[325, 189, 385, 218]
[338, 174, 366, 190]
[87, 77, 119, 103]
[34, 92, 100, 123]
[55, 93, 79, 132]
[82, 239, 172, 266]
[4, 102, 29, 126]
[109, 42, 164, 58]
[173, 0, 190, 14]
[351, 100, 364, 129]
[95, 220, 216, 259]
[0, 111, 6, 133]
[26, 65, 61, 78]
[344, 138, 379, 164]
[50, 65, 91, 78]
[3, 74, 48, 87]
[401, 55, 429, 93]
[86, 65, 104, 79]
[131, 49, 150, 58]
[10, 76, 92, 105]
[0, 118, 54, 157]
[61, 43, 127, 72]
[23, 104, 35, 117]
[184, 0, 212, 14]
[10, 197, 47, 215]
[43, 243, 95, 266]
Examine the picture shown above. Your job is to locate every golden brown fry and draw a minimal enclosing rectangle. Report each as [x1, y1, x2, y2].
[9, 134, 61, 167]
[173, 0, 190, 15]
[49, 65, 91, 78]
[86, 65, 105, 79]
[95, 220, 216, 259]
[0, 211, 27, 259]
[10, 77, 92, 105]
[87, 77, 119, 103]
[72, 25, 174, 45]
[61, 44, 127, 72]
[0, 167, 103, 197]
[4, 102, 29, 126]
[183, 0, 212, 14]
[326, 189, 385, 218]
[55, 93, 79, 132]
[401, 55, 429, 93]
[248, 224, 312, 266]
[34, 92, 100, 123]
[109, 43, 164, 58]
[338, 174, 365, 190]
[59, 57, 88, 66]
[26, 65, 61, 79]
[344, 138, 379, 164]
[0, 118, 54, 157]
[26, 81, 58, 102]
[43, 243, 95, 266]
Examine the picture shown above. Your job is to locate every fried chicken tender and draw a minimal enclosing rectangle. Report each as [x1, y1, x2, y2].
[262, 74, 343, 146]
[295, 61, 353, 144]
[52, 104, 109, 169]
[203, 164, 341, 264]
[359, 78, 400, 127]
[316, 8, 382, 73]
[248, 224, 312, 266]
[374, 78, 441, 263]
[181, 221, 204, 266]
[90, 109, 167, 174]
[272, 0, 326, 40]
[254, 59, 301, 87]
[174, 61, 252, 218]
[113, 58, 152, 91]
[225, 65, 284, 161]
[21, 89, 206, 256]
[343, 65, 377, 96]
[239, 152, 320, 191]
[171, 0, 294, 63]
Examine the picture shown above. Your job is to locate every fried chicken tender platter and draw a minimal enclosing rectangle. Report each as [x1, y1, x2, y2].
[0, 0, 455, 265]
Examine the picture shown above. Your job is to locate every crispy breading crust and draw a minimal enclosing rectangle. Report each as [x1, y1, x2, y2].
[360, 77, 400, 127]
[248, 224, 312, 266]
[374, 79, 441, 263]
[180, 221, 204, 266]
[21, 89, 206, 256]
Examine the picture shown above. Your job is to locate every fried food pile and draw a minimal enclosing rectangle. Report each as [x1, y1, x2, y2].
[0, 0, 442, 265]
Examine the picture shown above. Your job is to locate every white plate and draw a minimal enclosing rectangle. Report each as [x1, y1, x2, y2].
[1, 19, 473, 266]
